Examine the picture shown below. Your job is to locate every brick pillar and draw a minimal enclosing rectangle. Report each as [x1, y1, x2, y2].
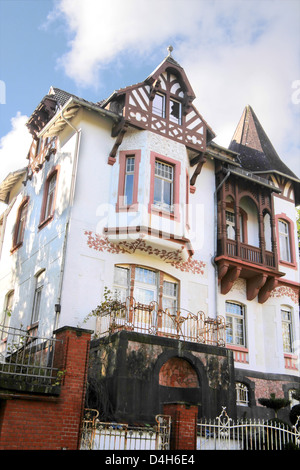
[163, 402, 198, 450]
[0, 326, 92, 450]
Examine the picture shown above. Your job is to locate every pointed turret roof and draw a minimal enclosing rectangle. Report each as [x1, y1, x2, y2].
[229, 105, 298, 180]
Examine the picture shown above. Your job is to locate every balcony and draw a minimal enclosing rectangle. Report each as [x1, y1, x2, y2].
[95, 297, 226, 347]
[0, 324, 62, 389]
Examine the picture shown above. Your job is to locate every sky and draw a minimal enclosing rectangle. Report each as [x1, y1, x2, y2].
[0, 0, 299, 189]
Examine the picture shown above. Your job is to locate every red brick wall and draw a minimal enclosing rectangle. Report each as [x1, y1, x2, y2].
[164, 403, 198, 450]
[0, 326, 91, 450]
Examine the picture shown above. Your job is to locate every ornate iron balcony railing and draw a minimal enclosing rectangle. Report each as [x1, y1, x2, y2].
[0, 324, 62, 385]
[95, 297, 226, 347]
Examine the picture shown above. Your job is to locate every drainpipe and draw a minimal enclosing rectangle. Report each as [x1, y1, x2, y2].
[54, 110, 81, 331]
[212, 169, 231, 316]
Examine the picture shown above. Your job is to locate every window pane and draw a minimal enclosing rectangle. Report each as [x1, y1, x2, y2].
[135, 288, 155, 305]
[124, 174, 134, 205]
[279, 220, 291, 262]
[45, 173, 57, 218]
[152, 93, 165, 118]
[169, 99, 182, 125]
[135, 267, 156, 285]
[226, 302, 245, 346]
[281, 307, 292, 352]
[114, 266, 128, 286]
[163, 180, 172, 207]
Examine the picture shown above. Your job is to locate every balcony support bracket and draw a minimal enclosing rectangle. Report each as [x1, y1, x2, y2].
[258, 275, 278, 304]
[246, 273, 267, 301]
[221, 265, 242, 295]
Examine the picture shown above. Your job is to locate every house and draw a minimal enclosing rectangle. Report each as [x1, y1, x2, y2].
[0, 49, 299, 424]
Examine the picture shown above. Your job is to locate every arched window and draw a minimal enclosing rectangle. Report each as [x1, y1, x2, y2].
[0, 290, 14, 338]
[236, 382, 249, 406]
[113, 264, 179, 311]
[278, 219, 291, 263]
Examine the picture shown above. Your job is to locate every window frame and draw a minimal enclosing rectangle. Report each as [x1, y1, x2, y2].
[275, 214, 297, 268]
[281, 305, 293, 353]
[116, 150, 141, 212]
[149, 151, 181, 220]
[236, 382, 249, 407]
[113, 264, 179, 311]
[39, 166, 60, 229]
[0, 290, 14, 339]
[225, 301, 246, 347]
[31, 270, 45, 326]
[11, 197, 29, 252]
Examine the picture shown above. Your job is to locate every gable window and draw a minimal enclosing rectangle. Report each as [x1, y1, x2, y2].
[226, 301, 246, 347]
[281, 306, 293, 353]
[31, 271, 45, 325]
[117, 150, 141, 211]
[12, 197, 29, 251]
[39, 166, 59, 229]
[169, 98, 182, 125]
[152, 93, 165, 118]
[278, 219, 291, 263]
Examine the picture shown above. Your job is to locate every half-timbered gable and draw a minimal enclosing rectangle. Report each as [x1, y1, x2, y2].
[102, 50, 215, 153]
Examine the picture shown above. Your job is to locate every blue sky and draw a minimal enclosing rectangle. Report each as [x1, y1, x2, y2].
[0, 0, 299, 185]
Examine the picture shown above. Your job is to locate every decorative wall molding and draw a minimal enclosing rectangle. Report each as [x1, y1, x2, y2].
[269, 285, 298, 304]
[84, 230, 205, 274]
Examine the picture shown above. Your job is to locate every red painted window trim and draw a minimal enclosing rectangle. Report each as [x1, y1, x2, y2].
[11, 196, 29, 253]
[275, 213, 297, 269]
[38, 165, 60, 230]
[116, 150, 141, 212]
[149, 151, 181, 221]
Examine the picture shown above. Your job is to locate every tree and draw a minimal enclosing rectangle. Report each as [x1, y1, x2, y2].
[258, 393, 290, 418]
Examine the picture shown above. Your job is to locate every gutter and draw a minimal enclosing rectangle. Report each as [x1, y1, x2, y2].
[54, 109, 82, 331]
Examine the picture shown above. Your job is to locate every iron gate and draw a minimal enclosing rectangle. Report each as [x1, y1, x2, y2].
[80, 409, 171, 450]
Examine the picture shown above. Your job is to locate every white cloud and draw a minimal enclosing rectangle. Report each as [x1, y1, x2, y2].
[0, 112, 31, 184]
[48, 0, 300, 176]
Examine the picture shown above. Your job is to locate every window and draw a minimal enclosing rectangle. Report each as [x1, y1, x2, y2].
[113, 266, 129, 302]
[278, 219, 291, 262]
[39, 167, 59, 228]
[0, 291, 14, 339]
[45, 172, 57, 219]
[236, 382, 249, 406]
[113, 265, 179, 310]
[162, 281, 178, 312]
[117, 150, 141, 211]
[169, 98, 182, 125]
[226, 301, 246, 347]
[152, 93, 165, 118]
[154, 160, 174, 212]
[31, 271, 45, 324]
[12, 198, 29, 249]
[226, 210, 236, 240]
[281, 306, 293, 353]
[124, 156, 135, 206]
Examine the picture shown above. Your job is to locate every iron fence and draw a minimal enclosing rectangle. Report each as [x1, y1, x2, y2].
[197, 407, 300, 450]
[0, 324, 62, 385]
[96, 297, 226, 346]
[80, 409, 171, 450]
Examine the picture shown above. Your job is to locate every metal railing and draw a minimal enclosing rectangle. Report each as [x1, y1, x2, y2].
[80, 409, 171, 450]
[95, 297, 226, 347]
[0, 324, 62, 385]
[197, 407, 300, 451]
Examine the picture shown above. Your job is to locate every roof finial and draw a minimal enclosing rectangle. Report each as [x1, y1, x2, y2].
[167, 45, 173, 57]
